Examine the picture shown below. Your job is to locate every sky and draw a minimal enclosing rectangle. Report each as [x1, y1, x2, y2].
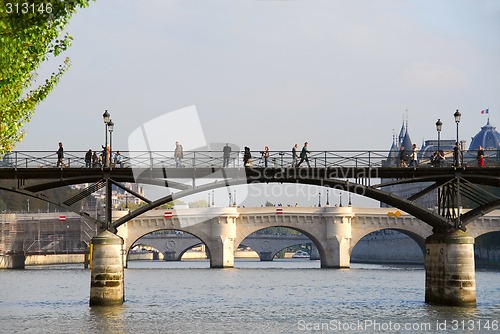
[17, 0, 500, 152]
[12, 0, 500, 206]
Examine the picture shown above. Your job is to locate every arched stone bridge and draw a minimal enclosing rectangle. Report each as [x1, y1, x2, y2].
[135, 233, 315, 262]
[117, 206, 500, 268]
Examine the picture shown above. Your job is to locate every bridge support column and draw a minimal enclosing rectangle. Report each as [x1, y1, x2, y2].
[163, 250, 178, 261]
[259, 251, 274, 261]
[0, 254, 25, 269]
[90, 230, 125, 306]
[310, 244, 320, 261]
[209, 210, 237, 268]
[322, 208, 353, 268]
[425, 230, 476, 307]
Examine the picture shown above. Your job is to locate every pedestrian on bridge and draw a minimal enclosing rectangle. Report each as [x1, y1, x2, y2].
[175, 141, 184, 167]
[114, 151, 124, 168]
[92, 151, 99, 168]
[263, 146, 270, 167]
[56, 142, 67, 168]
[291, 143, 299, 167]
[243, 147, 252, 166]
[409, 144, 419, 168]
[477, 145, 485, 167]
[453, 142, 462, 167]
[223, 143, 232, 167]
[398, 146, 407, 167]
[101, 145, 110, 167]
[296, 142, 311, 168]
[85, 149, 92, 168]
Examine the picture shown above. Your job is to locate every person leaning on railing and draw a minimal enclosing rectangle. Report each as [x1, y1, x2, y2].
[477, 146, 485, 167]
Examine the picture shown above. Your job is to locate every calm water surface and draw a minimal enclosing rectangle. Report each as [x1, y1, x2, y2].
[0, 260, 499, 333]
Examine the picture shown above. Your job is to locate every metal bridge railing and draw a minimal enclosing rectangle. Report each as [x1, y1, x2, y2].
[2, 149, 500, 169]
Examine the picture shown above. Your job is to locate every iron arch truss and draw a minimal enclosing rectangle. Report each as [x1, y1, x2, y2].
[2, 166, 500, 232]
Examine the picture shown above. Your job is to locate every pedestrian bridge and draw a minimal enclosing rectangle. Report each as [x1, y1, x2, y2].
[117, 206, 500, 268]
[3, 149, 500, 306]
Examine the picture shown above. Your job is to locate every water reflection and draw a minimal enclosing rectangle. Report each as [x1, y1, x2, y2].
[88, 305, 126, 334]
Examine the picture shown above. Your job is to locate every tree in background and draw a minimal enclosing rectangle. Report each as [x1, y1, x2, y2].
[0, 0, 92, 155]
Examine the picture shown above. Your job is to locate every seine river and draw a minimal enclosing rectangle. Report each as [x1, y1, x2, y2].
[1, 260, 499, 333]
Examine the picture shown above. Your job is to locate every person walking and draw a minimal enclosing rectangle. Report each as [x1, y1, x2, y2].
[291, 143, 299, 167]
[477, 145, 485, 167]
[243, 147, 252, 167]
[56, 142, 67, 168]
[174, 141, 184, 167]
[263, 146, 270, 167]
[296, 142, 311, 168]
[409, 144, 419, 168]
[222, 143, 231, 167]
[92, 151, 99, 168]
[398, 146, 407, 167]
[84, 149, 92, 168]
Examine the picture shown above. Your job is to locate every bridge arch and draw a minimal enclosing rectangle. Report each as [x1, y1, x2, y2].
[112, 174, 453, 232]
[237, 226, 316, 261]
[350, 228, 427, 265]
[128, 229, 206, 263]
[120, 226, 211, 267]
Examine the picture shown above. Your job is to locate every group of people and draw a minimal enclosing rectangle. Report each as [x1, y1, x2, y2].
[398, 142, 486, 168]
[398, 144, 420, 168]
[241, 142, 312, 168]
[56, 142, 123, 168]
[83, 147, 123, 168]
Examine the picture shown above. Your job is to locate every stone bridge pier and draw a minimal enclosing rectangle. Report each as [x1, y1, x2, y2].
[206, 208, 237, 268]
[320, 208, 353, 268]
[425, 230, 476, 306]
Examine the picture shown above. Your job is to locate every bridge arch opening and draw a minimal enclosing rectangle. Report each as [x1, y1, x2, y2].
[474, 231, 500, 268]
[127, 229, 209, 266]
[128, 243, 162, 261]
[351, 228, 425, 265]
[237, 226, 321, 265]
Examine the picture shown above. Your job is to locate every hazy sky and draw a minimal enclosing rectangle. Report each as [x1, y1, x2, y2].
[17, 0, 500, 154]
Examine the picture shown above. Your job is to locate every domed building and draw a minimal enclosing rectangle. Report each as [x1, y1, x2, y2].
[381, 117, 500, 209]
[468, 119, 500, 151]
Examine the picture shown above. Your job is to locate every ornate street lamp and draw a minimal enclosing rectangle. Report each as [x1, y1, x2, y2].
[108, 119, 114, 166]
[454, 110, 461, 167]
[318, 192, 321, 207]
[435, 119, 442, 152]
[103, 110, 111, 167]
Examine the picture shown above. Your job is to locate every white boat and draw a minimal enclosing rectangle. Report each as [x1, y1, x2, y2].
[292, 250, 310, 258]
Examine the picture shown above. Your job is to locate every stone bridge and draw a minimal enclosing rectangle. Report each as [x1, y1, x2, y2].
[117, 206, 500, 268]
[135, 233, 315, 261]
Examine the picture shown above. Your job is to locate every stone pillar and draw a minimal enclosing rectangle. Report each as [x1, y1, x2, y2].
[0, 254, 25, 269]
[310, 244, 320, 261]
[90, 230, 124, 306]
[425, 230, 476, 307]
[163, 250, 178, 261]
[260, 251, 274, 261]
[322, 207, 353, 268]
[209, 208, 237, 268]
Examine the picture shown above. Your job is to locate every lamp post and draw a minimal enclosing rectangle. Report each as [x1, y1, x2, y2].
[108, 120, 114, 167]
[454, 109, 461, 167]
[318, 192, 321, 207]
[103, 110, 110, 167]
[454, 109, 462, 228]
[435, 119, 442, 152]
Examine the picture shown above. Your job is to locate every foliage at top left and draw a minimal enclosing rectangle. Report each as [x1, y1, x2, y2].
[0, 0, 92, 155]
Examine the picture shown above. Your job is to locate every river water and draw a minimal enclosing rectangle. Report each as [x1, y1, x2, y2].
[0, 260, 499, 333]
